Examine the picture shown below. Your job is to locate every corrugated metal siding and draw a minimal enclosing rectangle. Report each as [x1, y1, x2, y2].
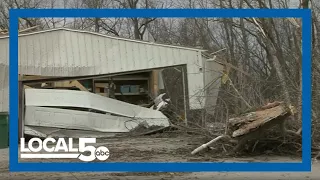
[204, 57, 224, 116]
[0, 29, 202, 75]
[0, 28, 220, 112]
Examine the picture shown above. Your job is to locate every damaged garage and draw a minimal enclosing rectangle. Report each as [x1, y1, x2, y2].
[0, 28, 224, 140]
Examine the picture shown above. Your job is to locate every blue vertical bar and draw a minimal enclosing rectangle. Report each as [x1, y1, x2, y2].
[9, 10, 19, 170]
[301, 10, 312, 170]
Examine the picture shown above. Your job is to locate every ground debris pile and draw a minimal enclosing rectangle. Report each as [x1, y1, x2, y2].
[191, 101, 303, 156]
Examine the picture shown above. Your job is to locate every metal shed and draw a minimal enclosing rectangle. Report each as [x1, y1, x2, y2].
[0, 28, 223, 112]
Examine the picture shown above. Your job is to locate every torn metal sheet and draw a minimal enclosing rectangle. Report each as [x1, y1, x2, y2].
[150, 93, 170, 111]
[25, 88, 166, 119]
[24, 89, 170, 134]
[25, 106, 169, 133]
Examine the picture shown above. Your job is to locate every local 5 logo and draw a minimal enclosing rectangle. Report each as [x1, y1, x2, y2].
[20, 137, 110, 162]
[78, 138, 110, 162]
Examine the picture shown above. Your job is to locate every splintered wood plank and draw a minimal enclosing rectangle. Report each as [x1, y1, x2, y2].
[69, 81, 89, 91]
[228, 103, 291, 138]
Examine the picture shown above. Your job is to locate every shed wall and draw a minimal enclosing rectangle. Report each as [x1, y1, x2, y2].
[0, 29, 220, 112]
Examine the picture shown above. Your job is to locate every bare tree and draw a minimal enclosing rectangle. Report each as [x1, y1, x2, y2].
[115, 0, 157, 40]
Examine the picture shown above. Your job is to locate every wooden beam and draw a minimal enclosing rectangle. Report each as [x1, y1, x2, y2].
[53, 80, 89, 91]
[150, 70, 159, 97]
[19, 75, 58, 81]
[95, 76, 149, 81]
[95, 83, 108, 88]
[69, 80, 89, 91]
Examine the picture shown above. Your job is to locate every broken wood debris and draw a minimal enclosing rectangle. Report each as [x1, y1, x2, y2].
[52, 80, 89, 91]
[191, 101, 295, 155]
[227, 101, 290, 138]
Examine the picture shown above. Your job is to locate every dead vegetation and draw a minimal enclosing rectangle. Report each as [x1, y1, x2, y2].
[190, 102, 301, 155]
[137, 100, 318, 160]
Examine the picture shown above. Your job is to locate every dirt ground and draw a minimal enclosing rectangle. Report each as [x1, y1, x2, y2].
[0, 133, 319, 179]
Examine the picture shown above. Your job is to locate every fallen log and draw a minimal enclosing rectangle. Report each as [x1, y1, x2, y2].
[228, 101, 290, 138]
[191, 101, 299, 155]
